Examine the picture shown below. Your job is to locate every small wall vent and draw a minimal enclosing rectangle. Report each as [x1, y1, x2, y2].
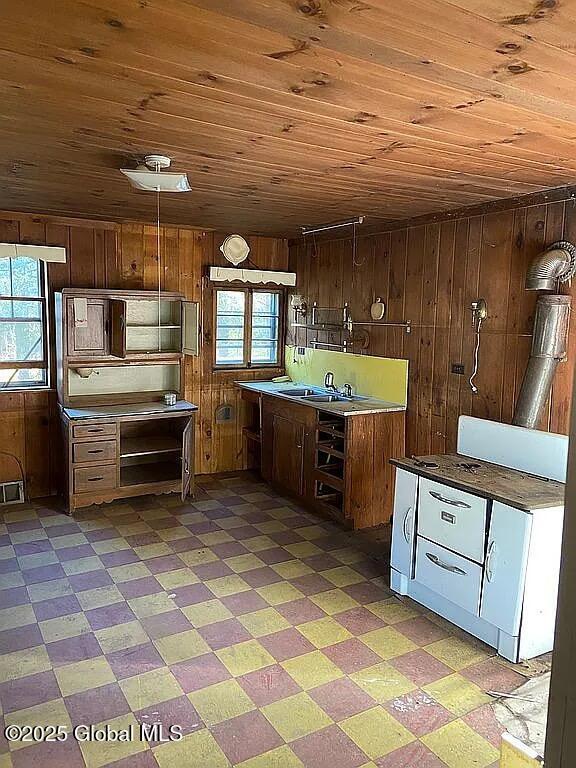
[0, 481, 25, 506]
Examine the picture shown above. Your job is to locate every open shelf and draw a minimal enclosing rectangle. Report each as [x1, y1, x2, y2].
[316, 439, 345, 459]
[120, 436, 181, 458]
[314, 468, 344, 492]
[120, 461, 180, 487]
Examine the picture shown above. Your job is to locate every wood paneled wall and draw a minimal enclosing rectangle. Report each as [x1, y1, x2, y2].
[0, 212, 287, 498]
[289, 200, 576, 457]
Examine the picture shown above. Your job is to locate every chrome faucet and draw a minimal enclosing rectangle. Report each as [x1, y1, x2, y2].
[324, 371, 337, 392]
[341, 383, 353, 398]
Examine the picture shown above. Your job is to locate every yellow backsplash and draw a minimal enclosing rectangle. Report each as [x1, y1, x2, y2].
[285, 345, 408, 406]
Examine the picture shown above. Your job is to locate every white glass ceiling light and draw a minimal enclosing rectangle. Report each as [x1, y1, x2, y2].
[120, 155, 191, 192]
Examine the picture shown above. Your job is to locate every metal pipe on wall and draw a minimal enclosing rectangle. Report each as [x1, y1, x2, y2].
[512, 295, 571, 429]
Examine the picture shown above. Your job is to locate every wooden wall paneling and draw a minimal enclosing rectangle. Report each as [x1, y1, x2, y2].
[551, 199, 576, 435]
[69, 226, 96, 288]
[365, 234, 389, 355]
[445, 218, 469, 450]
[430, 221, 456, 454]
[386, 228, 408, 359]
[23, 391, 51, 498]
[458, 215, 482, 429]
[0, 394, 26, 485]
[119, 223, 145, 289]
[403, 226, 425, 456]
[289, 198, 576, 457]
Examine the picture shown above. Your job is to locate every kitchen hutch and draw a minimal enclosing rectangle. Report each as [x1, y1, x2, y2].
[56, 288, 199, 514]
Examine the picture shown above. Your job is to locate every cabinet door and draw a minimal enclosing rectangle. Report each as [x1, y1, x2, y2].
[181, 415, 195, 501]
[390, 469, 418, 577]
[480, 501, 532, 635]
[67, 298, 108, 356]
[272, 415, 305, 496]
[110, 299, 127, 358]
[182, 301, 200, 356]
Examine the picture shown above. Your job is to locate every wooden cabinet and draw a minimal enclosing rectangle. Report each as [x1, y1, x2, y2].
[56, 287, 199, 514]
[62, 409, 196, 513]
[66, 297, 109, 357]
[260, 393, 405, 529]
[56, 289, 200, 408]
[261, 395, 315, 501]
[272, 415, 305, 496]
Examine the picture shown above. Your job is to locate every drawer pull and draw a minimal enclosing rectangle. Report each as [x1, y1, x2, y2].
[87, 428, 104, 433]
[402, 506, 413, 544]
[87, 476, 104, 482]
[87, 449, 103, 454]
[429, 490, 471, 509]
[425, 552, 466, 575]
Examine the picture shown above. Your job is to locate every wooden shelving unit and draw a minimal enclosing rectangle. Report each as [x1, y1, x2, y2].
[120, 435, 181, 458]
[314, 411, 346, 514]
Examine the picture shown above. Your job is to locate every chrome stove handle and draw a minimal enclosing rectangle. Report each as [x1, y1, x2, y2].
[429, 490, 471, 509]
[402, 506, 413, 544]
[426, 552, 466, 575]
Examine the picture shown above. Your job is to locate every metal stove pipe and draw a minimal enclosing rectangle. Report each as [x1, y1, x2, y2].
[512, 295, 571, 429]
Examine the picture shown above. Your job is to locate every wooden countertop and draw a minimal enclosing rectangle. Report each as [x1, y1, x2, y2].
[391, 453, 565, 511]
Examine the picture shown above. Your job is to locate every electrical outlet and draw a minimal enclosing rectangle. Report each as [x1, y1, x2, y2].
[297, 347, 305, 355]
[451, 363, 465, 375]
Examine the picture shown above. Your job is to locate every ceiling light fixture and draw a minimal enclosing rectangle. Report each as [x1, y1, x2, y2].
[120, 154, 191, 192]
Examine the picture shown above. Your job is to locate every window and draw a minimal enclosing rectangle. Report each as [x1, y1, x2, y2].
[214, 288, 282, 368]
[0, 257, 48, 388]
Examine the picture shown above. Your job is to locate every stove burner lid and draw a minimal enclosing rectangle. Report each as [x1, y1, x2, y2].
[455, 461, 482, 470]
[412, 457, 439, 469]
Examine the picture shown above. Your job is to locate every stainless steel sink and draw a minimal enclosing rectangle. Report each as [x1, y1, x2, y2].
[276, 388, 314, 397]
[300, 394, 347, 403]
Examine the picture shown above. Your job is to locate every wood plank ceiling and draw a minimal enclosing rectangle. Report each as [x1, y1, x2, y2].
[1, 0, 576, 235]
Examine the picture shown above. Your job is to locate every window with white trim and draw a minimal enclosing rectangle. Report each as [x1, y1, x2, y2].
[214, 288, 281, 368]
[0, 257, 48, 388]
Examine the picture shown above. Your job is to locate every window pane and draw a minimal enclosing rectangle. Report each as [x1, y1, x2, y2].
[0, 299, 42, 319]
[0, 259, 10, 295]
[215, 290, 245, 366]
[251, 292, 279, 364]
[253, 292, 278, 314]
[215, 341, 244, 365]
[216, 323, 244, 340]
[8, 258, 41, 297]
[0, 321, 44, 361]
[251, 341, 278, 364]
[217, 290, 245, 314]
[0, 368, 46, 388]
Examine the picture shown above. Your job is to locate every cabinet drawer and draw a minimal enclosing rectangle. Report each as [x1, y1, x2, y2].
[73, 440, 117, 464]
[415, 538, 482, 615]
[418, 478, 487, 563]
[73, 423, 117, 439]
[74, 465, 116, 493]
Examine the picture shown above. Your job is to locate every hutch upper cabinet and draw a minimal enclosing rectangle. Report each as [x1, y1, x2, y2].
[55, 288, 199, 513]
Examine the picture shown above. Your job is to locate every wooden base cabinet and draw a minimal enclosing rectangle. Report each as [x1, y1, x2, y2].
[61, 407, 195, 514]
[260, 394, 405, 529]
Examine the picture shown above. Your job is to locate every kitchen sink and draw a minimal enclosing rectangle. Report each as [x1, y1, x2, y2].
[300, 394, 347, 403]
[276, 388, 315, 397]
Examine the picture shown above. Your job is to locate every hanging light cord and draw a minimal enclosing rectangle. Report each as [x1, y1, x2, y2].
[469, 315, 483, 394]
[156, 187, 161, 352]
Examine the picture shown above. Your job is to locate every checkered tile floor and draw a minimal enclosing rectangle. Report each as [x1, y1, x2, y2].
[0, 474, 526, 768]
